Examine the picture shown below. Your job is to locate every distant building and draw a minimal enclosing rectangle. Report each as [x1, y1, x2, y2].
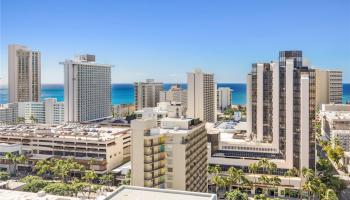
[135, 102, 186, 121]
[320, 104, 350, 151]
[134, 79, 163, 110]
[103, 186, 216, 200]
[217, 87, 232, 112]
[61, 54, 112, 122]
[315, 69, 343, 108]
[131, 117, 207, 192]
[8, 44, 41, 103]
[159, 84, 187, 106]
[187, 69, 217, 123]
[0, 98, 64, 124]
[112, 104, 135, 118]
[0, 103, 18, 123]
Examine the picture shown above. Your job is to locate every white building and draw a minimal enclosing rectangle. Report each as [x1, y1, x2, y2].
[0, 99, 64, 124]
[8, 44, 41, 103]
[134, 79, 163, 110]
[135, 102, 186, 121]
[0, 103, 18, 123]
[217, 87, 232, 112]
[61, 54, 112, 122]
[159, 84, 187, 106]
[320, 104, 350, 151]
[187, 69, 217, 123]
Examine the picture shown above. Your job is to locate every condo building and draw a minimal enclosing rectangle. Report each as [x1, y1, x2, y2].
[209, 51, 317, 176]
[131, 117, 207, 192]
[159, 84, 187, 106]
[8, 44, 41, 103]
[0, 103, 18, 123]
[187, 69, 217, 123]
[315, 69, 343, 108]
[134, 79, 163, 110]
[217, 87, 232, 112]
[0, 123, 130, 174]
[61, 54, 112, 122]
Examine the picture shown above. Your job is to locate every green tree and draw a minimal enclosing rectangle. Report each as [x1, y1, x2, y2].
[226, 189, 248, 200]
[5, 153, 27, 175]
[0, 171, 9, 180]
[43, 182, 72, 196]
[100, 173, 114, 187]
[34, 159, 53, 178]
[248, 163, 259, 186]
[22, 177, 49, 193]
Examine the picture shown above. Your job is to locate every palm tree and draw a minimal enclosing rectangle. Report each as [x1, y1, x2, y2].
[249, 163, 259, 186]
[34, 159, 53, 178]
[270, 176, 281, 197]
[213, 175, 227, 195]
[258, 159, 269, 174]
[321, 189, 338, 200]
[5, 153, 27, 176]
[267, 162, 277, 175]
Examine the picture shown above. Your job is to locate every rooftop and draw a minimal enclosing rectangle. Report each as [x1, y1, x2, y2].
[103, 186, 216, 200]
[0, 189, 79, 200]
[0, 123, 129, 142]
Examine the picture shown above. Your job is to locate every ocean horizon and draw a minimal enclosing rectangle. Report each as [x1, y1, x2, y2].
[1, 83, 350, 105]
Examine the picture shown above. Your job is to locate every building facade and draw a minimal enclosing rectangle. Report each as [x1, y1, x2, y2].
[187, 69, 217, 123]
[131, 117, 207, 192]
[217, 87, 232, 112]
[61, 54, 112, 122]
[8, 44, 41, 103]
[315, 69, 343, 108]
[134, 79, 163, 110]
[159, 84, 187, 106]
[0, 124, 130, 173]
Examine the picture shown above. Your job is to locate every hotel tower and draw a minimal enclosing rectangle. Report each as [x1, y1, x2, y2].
[8, 44, 41, 103]
[61, 54, 112, 122]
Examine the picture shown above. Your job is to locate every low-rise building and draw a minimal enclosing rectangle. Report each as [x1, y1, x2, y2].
[320, 104, 350, 151]
[112, 104, 135, 119]
[103, 185, 216, 200]
[0, 123, 130, 174]
[0, 98, 64, 124]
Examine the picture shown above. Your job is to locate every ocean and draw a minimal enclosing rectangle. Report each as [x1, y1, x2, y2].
[1, 83, 350, 105]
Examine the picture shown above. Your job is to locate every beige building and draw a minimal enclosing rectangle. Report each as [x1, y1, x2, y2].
[187, 69, 217, 123]
[134, 79, 163, 110]
[160, 84, 187, 106]
[8, 44, 41, 103]
[315, 69, 343, 108]
[0, 124, 130, 173]
[112, 104, 135, 118]
[131, 117, 207, 192]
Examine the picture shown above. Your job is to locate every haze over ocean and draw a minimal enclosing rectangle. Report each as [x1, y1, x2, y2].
[0, 84, 350, 105]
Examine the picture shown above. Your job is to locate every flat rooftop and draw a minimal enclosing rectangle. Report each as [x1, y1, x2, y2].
[104, 186, 216, 200]
[0, 123, 129, 142]
[0, 189, 79, 200]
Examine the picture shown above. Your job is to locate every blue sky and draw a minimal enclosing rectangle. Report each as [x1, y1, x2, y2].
[1, 0, 350, 84]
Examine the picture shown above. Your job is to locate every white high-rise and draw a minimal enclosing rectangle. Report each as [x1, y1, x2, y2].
[187, 69, 216, 123]
[8, 44, 41, 103]
[217, 87, 232, 112]
[61, 54, 112, 122]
